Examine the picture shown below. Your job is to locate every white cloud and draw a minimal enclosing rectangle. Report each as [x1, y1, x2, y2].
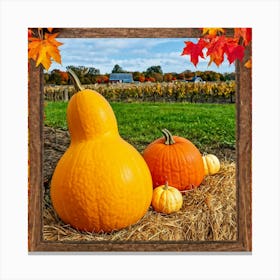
[59, 38, 173, 54]
[51, 38, 235, 74]
[130, 49, 149, 55]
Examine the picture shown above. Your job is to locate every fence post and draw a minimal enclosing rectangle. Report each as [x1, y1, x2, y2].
[64, 88, 69, 102]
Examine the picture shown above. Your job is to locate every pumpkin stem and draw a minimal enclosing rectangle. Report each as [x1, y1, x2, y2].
[161, 129, 175, 145]
[68, 68, 84, 92]
[163, 181, 169, 190]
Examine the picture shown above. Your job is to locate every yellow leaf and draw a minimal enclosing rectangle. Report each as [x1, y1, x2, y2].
[47, 27, 54, 33]
[202, 28, 225, 36]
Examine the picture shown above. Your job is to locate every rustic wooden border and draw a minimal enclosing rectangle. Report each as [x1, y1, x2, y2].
[28, 28, 252, 252]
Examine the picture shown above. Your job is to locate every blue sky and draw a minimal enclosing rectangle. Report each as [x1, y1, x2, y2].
[49, 38, 235, 74]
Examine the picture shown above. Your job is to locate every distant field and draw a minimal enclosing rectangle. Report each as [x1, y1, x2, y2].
[44, 101, 236, 154]
[44, 81, 236, 103]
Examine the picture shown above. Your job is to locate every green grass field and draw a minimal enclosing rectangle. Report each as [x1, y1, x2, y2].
[44, 101, 236, 153]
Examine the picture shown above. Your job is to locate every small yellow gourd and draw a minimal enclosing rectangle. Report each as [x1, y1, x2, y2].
[50, 69, 153, 233]
[151, 182, 183, 214]
[202, 154, 220, 175]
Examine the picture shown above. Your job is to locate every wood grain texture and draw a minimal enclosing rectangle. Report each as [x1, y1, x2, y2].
[28, 28, 251, 252]
[30, 240, 246, 252]
[235, 41, 252, 251]
[57, 28, 234, 38]
[28, 60, 44, 251]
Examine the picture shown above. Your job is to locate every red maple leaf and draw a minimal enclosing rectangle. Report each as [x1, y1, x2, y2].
[206, 35, 228, 66]
[181, 38, 207, 67]
[181, 27, 251, 68]
[224, 38, 245, 64]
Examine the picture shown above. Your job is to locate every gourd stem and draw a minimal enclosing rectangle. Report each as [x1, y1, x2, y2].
[161, 129, 175, 145]
[68, 68, 84, 92]
[163, 181, 169, 190]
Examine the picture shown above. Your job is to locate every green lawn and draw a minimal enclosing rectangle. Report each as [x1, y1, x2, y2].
[44, 101, 236, 153]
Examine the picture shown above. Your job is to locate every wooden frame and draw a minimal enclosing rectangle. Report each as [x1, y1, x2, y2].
[28, 28, 252, 252]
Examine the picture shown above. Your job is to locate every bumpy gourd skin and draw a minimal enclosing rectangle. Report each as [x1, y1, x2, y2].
[202, 154, 220, 175]
[152, 184, 183, 214]
[50, 89, 153, 233]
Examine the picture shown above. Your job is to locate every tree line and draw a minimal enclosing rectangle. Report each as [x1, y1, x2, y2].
[44, 64, 235, 85]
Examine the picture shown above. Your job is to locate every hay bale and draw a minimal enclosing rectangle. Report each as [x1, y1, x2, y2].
[43, 161, 236, 242]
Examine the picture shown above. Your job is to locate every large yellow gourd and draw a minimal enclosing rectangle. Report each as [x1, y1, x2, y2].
[50, 71, 153, 233]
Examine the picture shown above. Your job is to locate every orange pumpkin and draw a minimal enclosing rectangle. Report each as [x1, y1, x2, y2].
[50, 70, 153, 233]
[143, 129, 205, 191]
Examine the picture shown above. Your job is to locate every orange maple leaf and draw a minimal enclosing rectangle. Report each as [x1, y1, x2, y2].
[244, 57, 252, 68]
[28, 32, 63, 70]
[234, 28, 252, 46]
[202, 28, 225, 36]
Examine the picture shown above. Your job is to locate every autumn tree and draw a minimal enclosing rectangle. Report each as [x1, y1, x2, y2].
[145, 77, 156, 82]
[87, 67, 100, 75]
[66, 65, 101, 84]
[177, 73, 185, 80]
[47, 69, 62, 84]
[163, 73, 173, 82]
[138, 75, 145, 83]
[146, 65, 163, 75]
[223, 72, 235, 81]
[66, 65, 88, 76]
[44, 72, 50, 83]
[96, 75, 109, 84]
[151, 72, 163, 82]
[60, 71, 69, 84]
[183, 70, 193, 79]
[112, 64, 125, 73]
[133, 71, 142, 81]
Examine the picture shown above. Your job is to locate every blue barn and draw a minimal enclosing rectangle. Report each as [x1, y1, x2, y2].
[109, 73, 134, 83]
